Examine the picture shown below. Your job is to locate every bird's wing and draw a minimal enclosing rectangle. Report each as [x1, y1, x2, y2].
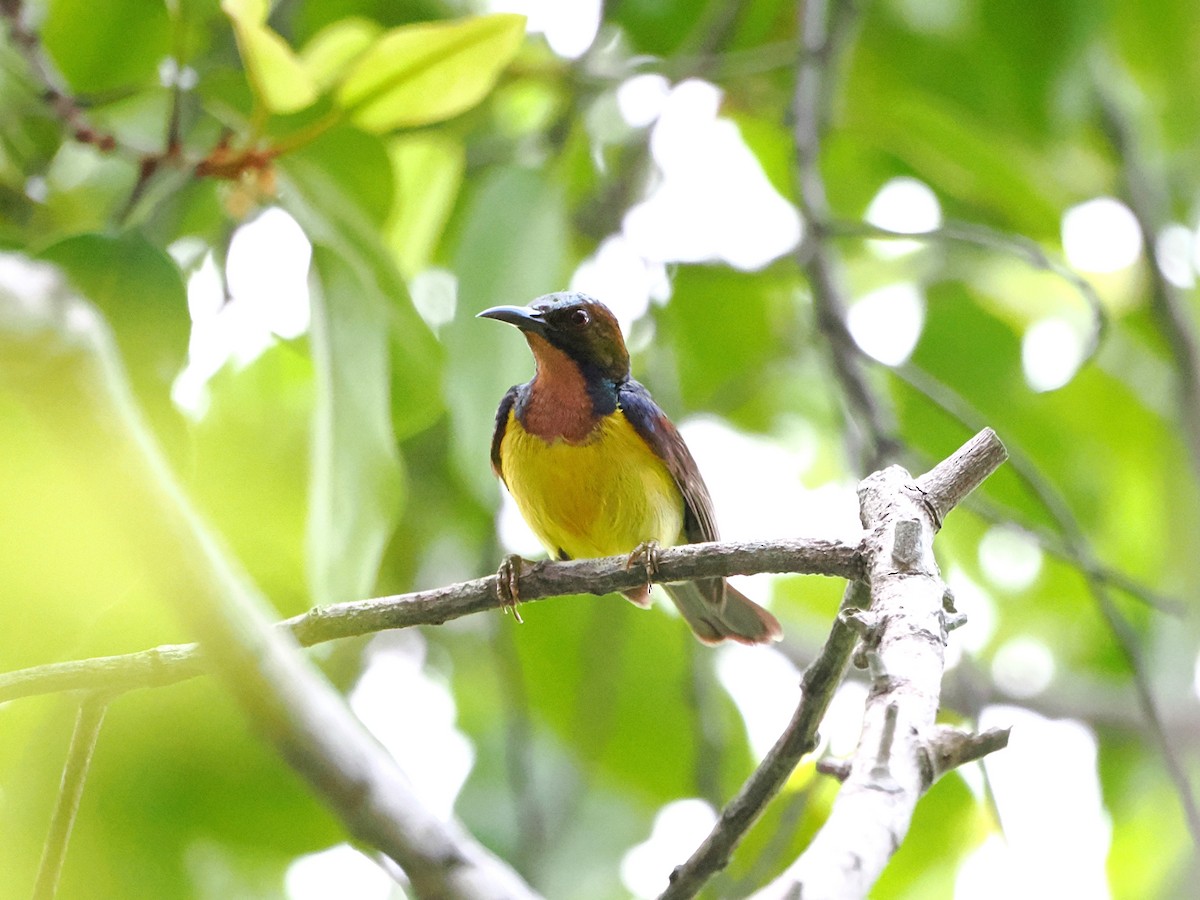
[490, 384, 521, 484]
[621, 380, 783, 645]
[618, 379, 719, 544]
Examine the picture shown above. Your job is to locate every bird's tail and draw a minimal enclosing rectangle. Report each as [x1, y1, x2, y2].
[662, 579, 782, 645]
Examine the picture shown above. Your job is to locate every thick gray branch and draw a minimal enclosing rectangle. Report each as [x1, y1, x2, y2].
[754, 429, 1007, 900]
[896, 357, 1200, 852]
[663, 429, 1006, 900]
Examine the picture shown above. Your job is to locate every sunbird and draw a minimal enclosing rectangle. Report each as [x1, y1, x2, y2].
[479, 292, 782, 645]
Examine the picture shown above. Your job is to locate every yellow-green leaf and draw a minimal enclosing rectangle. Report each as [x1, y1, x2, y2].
[300, 16, 383, 91]
[385, 134, 466, 277]
[337, 14, 526, 132]
[222, 0, 318, 114]
[221, 0, 268, 22]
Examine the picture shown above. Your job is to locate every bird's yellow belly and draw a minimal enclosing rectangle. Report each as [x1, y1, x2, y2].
[500, 409, 685, 560]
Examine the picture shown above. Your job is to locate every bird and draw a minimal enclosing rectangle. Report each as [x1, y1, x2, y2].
[478, 291, 782, 645]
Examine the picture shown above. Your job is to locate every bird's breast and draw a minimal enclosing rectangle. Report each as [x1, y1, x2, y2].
[499, 409, 685, 560]
[517, 335, 605, 443]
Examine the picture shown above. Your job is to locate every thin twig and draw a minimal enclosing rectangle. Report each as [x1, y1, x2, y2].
[957, 490, 1184, 616]
[0, 537, 865, 705]
[2, 0, 339, 218]
[118, 29, 188, 225]
[1, 2, 132, 158]
[32, 694, 110, 900]
[1088, 87, 1200, 848]
[658, 581, 870, 900]
[828, 218, 1107, 363]
[1085, 573, 1200, 850]
[1093, 64, 1200, 484]
[793, 0, 898, 472]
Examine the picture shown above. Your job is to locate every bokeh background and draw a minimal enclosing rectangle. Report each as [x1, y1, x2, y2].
[1, 0, 1198, 897]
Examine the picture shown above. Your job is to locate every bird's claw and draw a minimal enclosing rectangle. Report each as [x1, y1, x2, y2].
[496, 554, 525, 624]
[626, 540, 662, 583]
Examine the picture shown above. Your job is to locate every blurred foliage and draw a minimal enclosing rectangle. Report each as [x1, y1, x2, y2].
[1, 0, 1198, 898]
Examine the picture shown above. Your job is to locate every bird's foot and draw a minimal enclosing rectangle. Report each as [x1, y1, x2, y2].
[622, 541, 661, 609]
[496, 554, 526, 624]
[626, 540, 662, 582]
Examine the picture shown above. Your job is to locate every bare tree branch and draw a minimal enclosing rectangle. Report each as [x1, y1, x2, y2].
[663, 429, 1008, 900]
[658, 581, 870, 900]
[0, 537, 863, 705]
[892, 362, 1200, 852]
[809, 725, 1010, 787]
[752, 430, 1008, 900]
[913, 427, 1009, 519]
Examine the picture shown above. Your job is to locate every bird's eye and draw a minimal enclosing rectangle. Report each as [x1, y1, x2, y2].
[569, 308, 590, 328]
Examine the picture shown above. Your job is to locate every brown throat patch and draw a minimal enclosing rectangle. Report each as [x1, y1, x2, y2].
[521, 334, 600, 443]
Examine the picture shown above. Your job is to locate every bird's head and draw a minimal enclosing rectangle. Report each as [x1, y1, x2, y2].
[477, 292, 630, 383]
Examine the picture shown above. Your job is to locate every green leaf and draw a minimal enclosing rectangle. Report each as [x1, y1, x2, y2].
[607, 0, 717, 55]
[300, 16, 383, 90]
[36, 233, 188, 392]
[277, 127, 442, 604]
[222, 0, 319, 114]
[41, 0, 171, 93]
[36, 232, 189, 444]
[307, 247, 405, 605]
[337, 14, 527, 131]
[385, 133, 466, 277]
[279, 127, 443, 443]
[285, 123, 395, 225]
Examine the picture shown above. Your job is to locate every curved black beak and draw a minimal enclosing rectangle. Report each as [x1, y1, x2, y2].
[476, 304, 547, 335]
